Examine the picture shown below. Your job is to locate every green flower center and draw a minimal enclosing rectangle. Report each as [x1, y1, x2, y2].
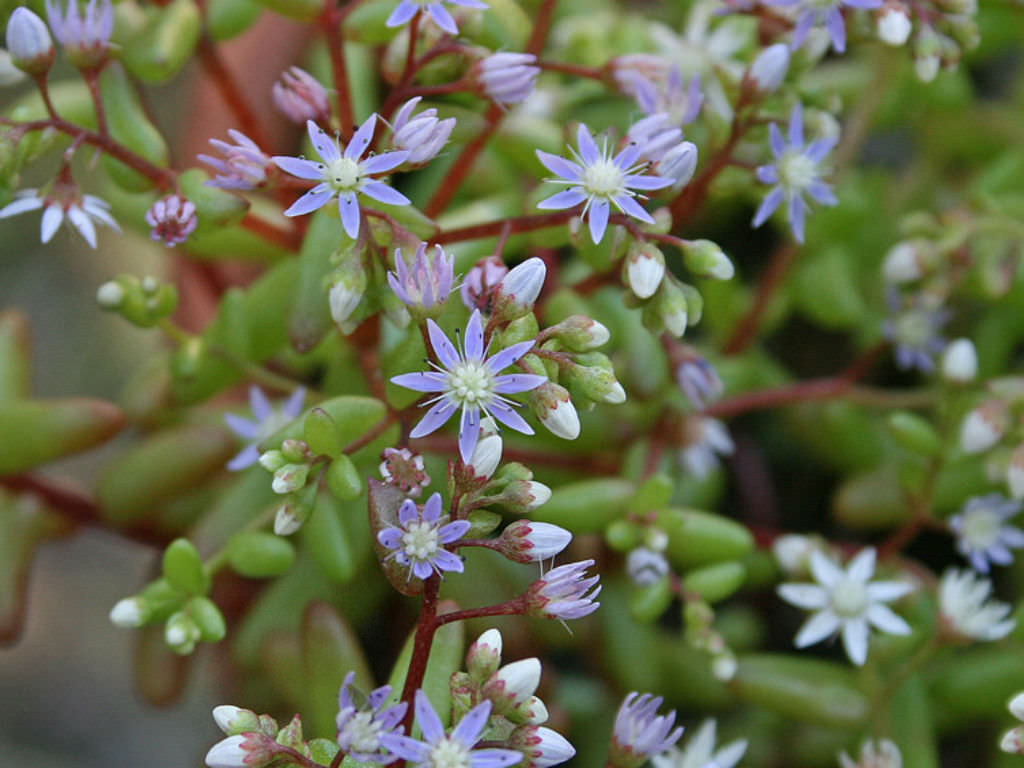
[326, 157, 362, 192]
[779, 150, 817, 191]
[831, 578, 868, 618]
[962, 508, 1001, 551]
[402, 520, 440, 561]
[583, 158, 625, 198]
[447, 360, 495, 406]
[429, 736, 472, 768]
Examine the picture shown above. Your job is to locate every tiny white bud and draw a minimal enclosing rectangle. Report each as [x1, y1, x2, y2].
[883, 241, 924, 283]
[711, 654, 738, 681]
[274, 505, 303, 536]
[271, 463, 308, 494]
[748, 43, 789, 93]
[960, 401, 1007, 454]
[540, 397, 580, 440]
[915, 53, 940, 83]
[525, 481, 552, 511]
[877, 7, 912, 46]
[96, 281, 125, 308]
[1002, 726, 1024, 755]
[604, 381, 627, 404]
[329, 281, 361, 326]
[205, 735, 250, 768]
[772, 534, 814, 574]
[490, 657, 542, 706]
[626, 244, 665, 299]
[496, 257, 547, 316]
[587, 320, 610, 347]
[523, 696, 549, 725]
[469, 433, 503, 480]
[1010, 692, 1024, 722]
[109, 597, 145, 627]
[467, 628, 503, 680]
[941, 338, 977, 383]
[212, 706, 255, 735]
[6, 8, 54, 74]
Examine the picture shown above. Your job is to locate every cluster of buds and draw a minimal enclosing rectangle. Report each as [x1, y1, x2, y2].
[260, 439, 318, 534]
[451, 630, 576, 768]
[903, 2, 980, 82]
[96, 274, 179, 328]
[462, 457, 553, 516]
[958, 380, 1024, 499]
[389, 97, 456, 168]
[272, 66, 329, 124]
[205, 707, 317, 768]
[684, 598, 738, 682]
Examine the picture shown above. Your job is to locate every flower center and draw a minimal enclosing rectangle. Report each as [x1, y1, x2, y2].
[895, 310, 933, 349]
[446, 360, 495, 406]
[582, 158, 625, 198]
[258, 410, 293, 441]
[342, 712, 382, 753]
[831, 578, 868, 618]
[326, 157, 362, 191]
[962, 508, 1001, 551]
[779, 150, 817, 191]
[402, 520, 440, 561]
[429, 736, 472, 768]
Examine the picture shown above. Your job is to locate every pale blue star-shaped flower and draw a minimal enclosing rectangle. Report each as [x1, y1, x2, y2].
[377, 493, 470, 581]
[224, 386, 306, 471]
[536, 124, 673, 244]
[390, 310, 546, 463]
[765, 0, 882, 53]
[273, 116, 410, 239]
[386, 0, 488, 36]
[752, 103, 838, 244]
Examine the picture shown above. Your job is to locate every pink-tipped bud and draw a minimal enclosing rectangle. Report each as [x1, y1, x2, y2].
[461, 255, 509, 312]
[498, 520, 572, 563]
[466, 628, 503, 680]
[482, 657, 542, 717]
[960, 399, 1008, 454]
[474, 52, 539, 105]
[469, 433, 503, 480]
[508, 725, 576, 768]
[145, 195, 198, 247]
[272, 67, 329, 124]
[877, 5, 912, 46]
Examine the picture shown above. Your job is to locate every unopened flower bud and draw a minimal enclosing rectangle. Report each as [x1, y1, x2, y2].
[467, 628, 503, 681]
[626, 547, 669, 586]
[391, 96, 455, 166]
[280, 439, 308, 462]
[682, 239, 734, 280]
[496, 480, 552, 513]
[566, 361, 626, 405]
[469, 432, 503, 480]
[546, 315, 611, 351]
[960, 399, 1008, 454]
[712, 652, 738, 682]
[258, 449, 286, 473]
[877, 5, 912, 46]
[272, 66, 329, 124]
[674, 354, 723, 408]
[913, 28, 942, 82]
[482, 657, 542, 717]
[165, 610, 201, 654]
[747, 43, 789, 93]
[6, 7, 54, 74]
[273, 499, 311, 535]
[494, 257, 546, 320]
[882, 240, 929, 283]
[1011, 691, 1024, 723]
[109, 596, 146, 627]
[145, 195, 198, 247]
[205, 733, 276, 768]
[772, 534, 816, 575]
[96, 280, 125, 309]
[387, 242, 455, 315]
[655, 280, 688, 337]
[213, 706, 262, 736]
[656, 140, 698, 187]
[1007, 443, 1024, 500]
[522, 696, 548, 725]
[942, 338, 977, 384]
[272, 463, 309, 494]
[508, 725, 576, 768]
[474, 52, 539, 105]
[461, 254, 508, 312]
[498, 520, 572, 563]
[529, 381, 580, 440]
[624, 242, 665, 299]
[328, 251, 368, 329]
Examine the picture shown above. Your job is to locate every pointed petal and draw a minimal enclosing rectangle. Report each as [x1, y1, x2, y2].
[469, 749, 526, 768]
[459, 407, 481, 463]
[345, 114, 377, 160]
[273, 156, 324, 180]
[612, 141, 642, 170]
[284, 185, 333, 216]
[825, 7, 846, 53]
[385, 0, 418, 27]
[807, 180, 838, 206]
[283, 387, 306, 417]
[453, 700, 491, 746]
[399, 498, 418, 524]
[866, 603, 912, 635]
[249, 386, 273, 421]
[788, 193, 806, 243]
[613, 193, 655, 224]
[576, 124, 599, 164]
[438, 519, 471, 543]
[362, 150, 410, 174]
[623, 174, 673, 191]
[432, 549, 465, 573]
[488, 400, 534, 434]
[361, 180, 411, 206]
[794, 609, 840, 648]
[0, 195, 43, 218]
[494, 373, 547, 393]
[427, 318, 460, 368]
[225, 413, 261, 440]
[769, 122, 786, 157]
[751, 187, 783, 228]
[809, 551, 843, 588]
[536, 150, 583, 181]
[777, 583, 829, 610]
[227, 444, 261, 471]
[841, 618, 869, 665]
[338, 192, 362, 238]
[485, 340, 534, 373]
[464, 310, 484, 361]
[415, 690, 444, 744]
[66, 205, 97, 247]
[846, 548, 876, 583]
[756, 165, 779, 184]
[391, 372, 448, 392]
[588, 199, 610, 244]
[410, 399, 457, 438]
[426, 2, 458, 34]
[307, 120, 340, 163]
[537, 188, 588, 211]
[788, 103, 804, 148]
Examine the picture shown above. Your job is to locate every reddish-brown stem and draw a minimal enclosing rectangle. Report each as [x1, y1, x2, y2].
[398, 575, 441, 733]
[423, 102, 503, 217]
[704, 343, 886, 419]
[403, 80, 470, 98]
[400, 9, 422, 87]
[323, 5, 353, 136]
[342, 413, 399, 455]
[82, 68, 109, 137]
[2, 116, 176, 189]
[537, 60, 603, 80]
[32, 75, 59, 121]
[432, 211, 573, 245]
[722, 242, 797, 355]
[239, 212, 302, 250]
[524, 0, 558, 55]
[197, 35, 270, 150]
[434, 596, 527, 626]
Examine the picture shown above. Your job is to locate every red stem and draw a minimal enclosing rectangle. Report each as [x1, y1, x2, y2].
[197, 35, 270, 150]
[411, 434, 619, 474]
[32, 75, 59, 121]
[704, 343, 886, 419]
[400, 9, 421, 86]
[323, 5, 353, 136]
[82, 68, 109, 137]
[433, 596, 527, 626]
[432, 211, 574, 245]
[239, 212, 302, 250]
[537, 60, 603, 79]
[722, 242, 797, 355]
[423, 102, 503, 217]
[398, 575, 441, 733]
[524, 0, 558, 55]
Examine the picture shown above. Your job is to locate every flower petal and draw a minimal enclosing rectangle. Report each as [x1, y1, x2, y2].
[427, 318, 460, 368]
[391, 372, 448, 392]
[249, 386, 273, 421]
[613, 193, 654, 224]
[777, 583, 829, 610]
[459, 406, 481, 463]
[273, 155, 324, 180]
[345, 114, 377, 160]
[751, 187, 783, 228]
[536, 150, 583, 181]
[422, 492, 442, 522]
[362, 150, 410, 174]
[66, 205, 97, 248]
[809, 551, 843, 589]
[439, 519, 471, 543]
[588, 199, 610, 244]
[794, 609, 840, 648]
[415, 690, 444, 744]
[865, 580, 913, 602]
[485, 340, 534, 374]
[361, 180, 411, 206]
[284, 185, 333, 217]
[488, 400, 534, 435]
[845, 548, 876, 583]
[537, 188, 588, 211]
[410, 399, 457, 438]
[432, 549, 465, 573]
[0, 194, 43, 218]
[841, 618, 869, 665]
[494, 373, 547, 394]
[226, 444, 261, 471]
[623, 174, 673, 191]
[426, 2, 458, 34]
[866, 603, 911, 635]
[307, 120, 340, 163]
[225, 413, 261, 440]
[338, 191, 362, 238]
[576, 124, 599, 165]
[469, 749, 527, 768]
[453, 700, 492, 746]
[464, 310, 485, 361]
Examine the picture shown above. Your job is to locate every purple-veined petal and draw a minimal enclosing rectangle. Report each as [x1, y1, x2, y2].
[536, 150, 583, 181]
[751, 186, 783, 228]
[453, 700, 492, 746]
[484, 340, 534, 373]
[494, 373, 547, 394]
[612, 141, 642, 171]
[426, 2, 458, 34]
[613, 193, 655, 224]
[362, 150, 411, 174]
[410, 399, 458, 438]
[769, 122, 786, 158]
[464, 310, 485, 361]
[622, 174, 673, 191]
[361, 180, 411, 206]
[380, 734, 431, 763]
[576, 124, 599, 165]
[338, 192, 362, 238]
[285, 185, 333, 217]
[807, 180, 837, 206]
[794, 609, 840, 647]
[385, 0, 418, 27]
[756, 164, 779, 184]
[432, 550, 465, 573]
[273, 156, 324, 180]
[537, 188, 588, 211]
[788, 192, 806, 243]
[399, 498, 418, 525]
[250, 386, 273, 421]
[422, 492, 442, 522]
[378, 527, 403, 549]
[225, 413, 261, 440]
[588, 199, 610, 244]
[391, 372, 448, 392]
[345, 114, 377, 160]
[459, 407, 481, 463]
[392, 96, 420, 131]
[825, 7, 846, 53]
[226, 444, 261, 471]
[415, 690, 445, 744]
[307, 120, 340, 163]
[488, 400, 534, 435]
[438, 519, 471, 543]
[427, 319, 460, 368]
